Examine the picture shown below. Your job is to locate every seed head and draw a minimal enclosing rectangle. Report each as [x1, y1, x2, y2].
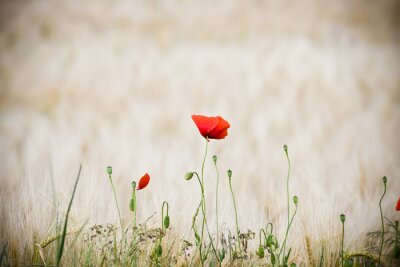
[107, 166, 112, 175]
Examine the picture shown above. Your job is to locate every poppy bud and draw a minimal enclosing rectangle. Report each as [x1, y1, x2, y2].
[227, 170, 232, 179]
[383, 176, 387, 184]
[293, 196, 298, 205]
[395, 220, 399, 228]
[107, 166, 112, 175]
[185, 172, 194, 180]
[257, 245, 264, 258]
[283, 144, 288, 152]
[164, 216, 170, 229]
[129, 198, 136, 212]
[156, 244, 162, 256]
[340, 214, 346, 223]
[131, 181, 136, 189]
[212, 155, 217, 164]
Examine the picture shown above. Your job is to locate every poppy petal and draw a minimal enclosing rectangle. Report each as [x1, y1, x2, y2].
[208, 116, 230, 139]
[137, 173, 150, 190]
[396, 197, 400, 211]
[191, 115, 219, 138]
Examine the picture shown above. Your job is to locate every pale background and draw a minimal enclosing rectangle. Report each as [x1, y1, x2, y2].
[1, 0, 399, 262]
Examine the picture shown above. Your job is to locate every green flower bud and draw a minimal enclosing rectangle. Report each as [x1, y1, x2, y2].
[185, 172, 194, 180]
[107, 166, 112, 175]
[129, 198, 136, 212]
[293, 196, 298, 205]
[131, 181, 136, 189]
[267, 235, 273, 247]
[383, 176, 387, 184]
[283, 144, 288, 152]
[156, 244, 162, 256]
[212, 155, 217, 164]
[340, 214, 346, 223]
[227, 169, 232, 178]
[270, 252, 276, 265]
[163, 216, 170, 229]
[257, 246, 264, 258]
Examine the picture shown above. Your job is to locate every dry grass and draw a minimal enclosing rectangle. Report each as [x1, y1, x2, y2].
[0, 0, 399, 265]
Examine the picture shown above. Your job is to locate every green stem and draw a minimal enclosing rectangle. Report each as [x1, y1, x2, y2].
[283, 145, 291, 257]
[132, 189, 137, 228]
[228, 175, 242, 256]
[109, 174, 124, 236]
[194, 172, 220, 265]
[341, 220, 344, 267]
[278, 204, 297, 261]
[378, 181, 387, 266]
[214, 160, 220, 251]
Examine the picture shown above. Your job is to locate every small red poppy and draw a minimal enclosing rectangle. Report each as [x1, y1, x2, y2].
[191, 115, 230, 140]
[137, 173, 150, 190]
[396, 197, 400, 211]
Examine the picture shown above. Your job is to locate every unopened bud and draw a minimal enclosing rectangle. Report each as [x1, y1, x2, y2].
[227, 170, 232, 178]
[156, 244, 162, 256]
[293, 196, 298, 205]
[164, 216, 170, 229]
[257, 246, 264, 258]
[340, 214, 346, 223]
[395, 220, 399, 228]
[131, 181, 136, 189]
[185, 172, 194, 180]
[283, 144, 288, 152]
[107, 166, 112, 175]
[383, 176, 387, 184]
[212, 155, 217, 164]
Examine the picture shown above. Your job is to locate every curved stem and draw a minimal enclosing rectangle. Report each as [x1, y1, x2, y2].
[266, 222, 273, 236]
[278, 204, 297, 261]
[378, 182, 387, 266]
[228, 176, 242, 256]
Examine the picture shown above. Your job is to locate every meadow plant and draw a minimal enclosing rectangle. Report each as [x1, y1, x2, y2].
[6, 115, 400, 267]
[106, 166, 124, 236]
[378, 176, 387, 266]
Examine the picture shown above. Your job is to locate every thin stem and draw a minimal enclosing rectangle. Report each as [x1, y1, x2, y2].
[228, 176, 242, 256]
[283, 145, 291, 257]
[109, 174, 124, 236]
[278, 204, 297, 261]
[132, 189, 137, 228]
[378, 181, 387, 266]
[194, 172, 220, 265]
[214, 160, 220, 250]
[341, 220, 344, 267]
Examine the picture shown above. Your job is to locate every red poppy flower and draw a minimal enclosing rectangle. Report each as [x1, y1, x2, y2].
[137, 173, 150, 190]
[396, 197, 400, 211]
[191, 115, 230, 140]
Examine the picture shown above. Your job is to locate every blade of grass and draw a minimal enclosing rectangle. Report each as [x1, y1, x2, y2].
[56, 164, 82, 267]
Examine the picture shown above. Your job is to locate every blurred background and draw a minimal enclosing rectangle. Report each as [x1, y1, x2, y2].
[1, 0, 399, 259]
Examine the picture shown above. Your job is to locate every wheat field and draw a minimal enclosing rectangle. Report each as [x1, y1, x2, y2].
[0, 0, 399, 266]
